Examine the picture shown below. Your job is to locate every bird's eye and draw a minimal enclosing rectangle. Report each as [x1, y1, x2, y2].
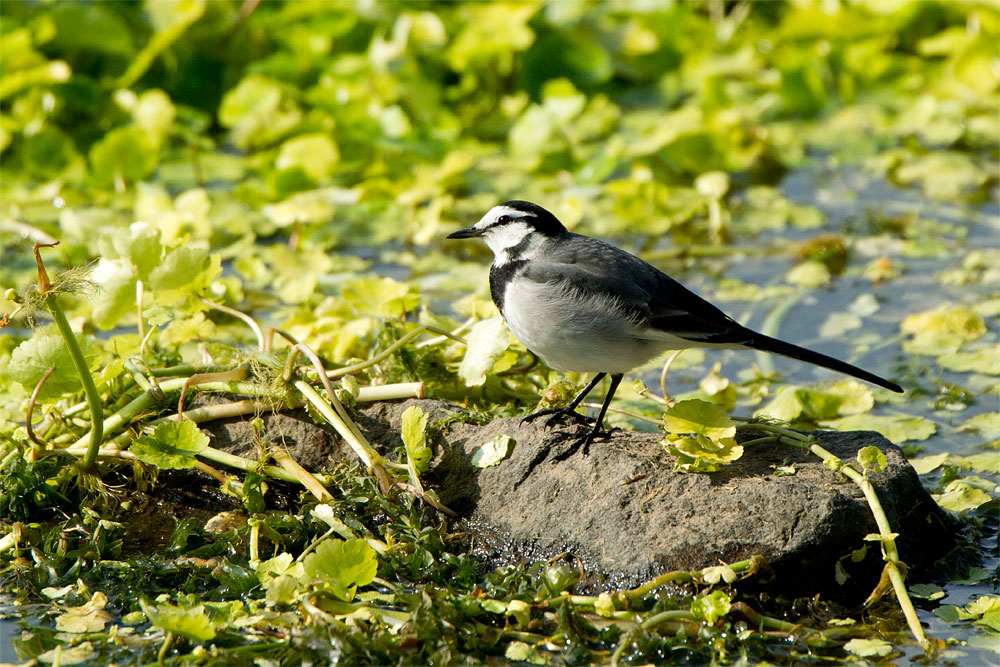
[496, 215, 510, 225]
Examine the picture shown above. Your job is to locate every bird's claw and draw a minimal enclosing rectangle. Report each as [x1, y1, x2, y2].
[521, 407, 595, 428]
[550, 426, 617, 462]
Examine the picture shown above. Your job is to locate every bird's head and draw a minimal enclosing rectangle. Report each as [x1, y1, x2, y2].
[447, 200, 566, 261]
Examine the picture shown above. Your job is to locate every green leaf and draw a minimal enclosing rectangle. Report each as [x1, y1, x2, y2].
[934, 605, 964, 623]
[9, 333, 97, 399]
[664, 433, 743, 473]
[506, 599, 531, 626]
[933, 479, 994, 513]
[965, 595, 1000, 618]
[130, 421, 210, 469]
[504, 641, 546, 665]
[37, 642, 96, 665]
[844, 638, 893, 658]
[755, 386, 846, 423]
[55, 593, 113, 633]
[23, 126, 80, 178]
[471, 434, 515, 468]
[662, 399, 735, 439]
[49, 3, 134, 55]
[960, 412, 1000, 440]
[446, 3, 535, 70]
[340, 276, 420, 318]
[910, 452, 949, 475]
[121, 223, 164, 281]
[459, 317, 510, 387]
[89, 126, 159, 186]
[148, 246, 213, 292]
[690, 590, 731, 624]
[938, 345, 1000, 375]
[909, 583, 946, 601]
[139, 598, 216, 642]
[857, 446, 888, 474]
[302, 538, 378, 602]
[401, 405, 431, 475]
[786, 260, 831, 287]
[901, 304, 986, 342]
[964, 452, 1000, 475]
[218, 74, 301, 150]
[276, 133, 339, 182]
[90, 257, 137, 329]
[823, 414, 936, 443]
[978, 610, 1000, 632]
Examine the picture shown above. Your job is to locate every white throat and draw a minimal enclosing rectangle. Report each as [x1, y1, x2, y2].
[483, 221, 533, 264]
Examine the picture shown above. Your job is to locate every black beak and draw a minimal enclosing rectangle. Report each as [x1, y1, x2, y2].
[446, 226, 481, 240]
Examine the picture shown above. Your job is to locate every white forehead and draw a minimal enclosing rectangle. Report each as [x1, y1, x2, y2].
[474, 205, 534, 229]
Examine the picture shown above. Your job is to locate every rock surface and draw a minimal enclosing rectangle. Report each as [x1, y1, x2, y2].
[203, 398, 956, 601]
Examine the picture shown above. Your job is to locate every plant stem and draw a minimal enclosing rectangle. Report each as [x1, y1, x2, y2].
[294, 380, 380, 469]
[47, 294, 104, 470]
[737, 422, 929, 649]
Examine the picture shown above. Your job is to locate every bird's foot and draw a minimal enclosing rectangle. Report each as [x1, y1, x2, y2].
[521, 406, 595, 428]
[551, 423, 619, 462]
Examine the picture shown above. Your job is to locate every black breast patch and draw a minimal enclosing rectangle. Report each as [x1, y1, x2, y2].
[489, 259, 528, 313]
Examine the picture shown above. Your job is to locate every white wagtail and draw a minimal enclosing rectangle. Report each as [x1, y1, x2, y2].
[447, 200, 903, 456]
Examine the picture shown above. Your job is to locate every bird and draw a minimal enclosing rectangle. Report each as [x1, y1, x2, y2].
[447, 200, 903, 457]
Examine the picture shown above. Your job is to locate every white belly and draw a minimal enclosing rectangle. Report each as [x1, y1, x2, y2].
[501, 277, 692, 373]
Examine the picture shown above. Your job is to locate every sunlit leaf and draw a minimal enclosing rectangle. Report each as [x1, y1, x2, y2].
[938, 345, 1000, 375]
[756, 386, 847, 423]
[148, 246, 213, 292]
[131, 421, 210, 469]
[690, 590, 731, 624]
[504, 641, 546, 665]
[276, 133, 340, 182]
[302, 538, 378, 602]
[471, 434, 514, 468]
[459, 317, 510, 387]
[90, 257, 137, 329]
[933, 479, 994, 513]
[89, 126, 159, 186]
[55, 592, 113, 633]
[901, 304, 986, 342]
[857, 446, 887, 474]
[139, 598, 216, 642]
[664, 432, 743, 473]
[844, 638, 893, 658]
[909, 583, 946, 601]
[401, 405, 431, 476]
[662, 399, 735, 439]
[786, 260, 831, 287]
[9, 332, 97, 399]
[823, 414, 936, 443]
[910, 452, 948, 475]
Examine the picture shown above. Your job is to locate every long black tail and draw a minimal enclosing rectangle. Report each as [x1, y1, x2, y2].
[747, 332, 903, 393]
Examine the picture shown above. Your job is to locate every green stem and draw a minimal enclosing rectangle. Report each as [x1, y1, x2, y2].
[738, 422, 929, 649]
[47, 294, 103, 470]
[71, 378, 281, 449]
[295, 380, 380, 468]
[327, 325, 435, 378]
[641, 609, 694, 629]
[622, 557, 760, 601]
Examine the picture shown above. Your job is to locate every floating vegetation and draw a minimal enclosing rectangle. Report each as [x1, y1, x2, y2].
[2, 1, 998, 664]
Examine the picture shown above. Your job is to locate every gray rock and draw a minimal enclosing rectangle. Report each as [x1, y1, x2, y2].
[203, 398, 956, 601]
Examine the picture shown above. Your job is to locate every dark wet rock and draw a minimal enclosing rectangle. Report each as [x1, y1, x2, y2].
[202, 398, 957, 601]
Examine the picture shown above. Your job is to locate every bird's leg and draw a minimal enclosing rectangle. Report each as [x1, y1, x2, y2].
[553, 373, 624, 460]
[522, 373, 606, 427]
